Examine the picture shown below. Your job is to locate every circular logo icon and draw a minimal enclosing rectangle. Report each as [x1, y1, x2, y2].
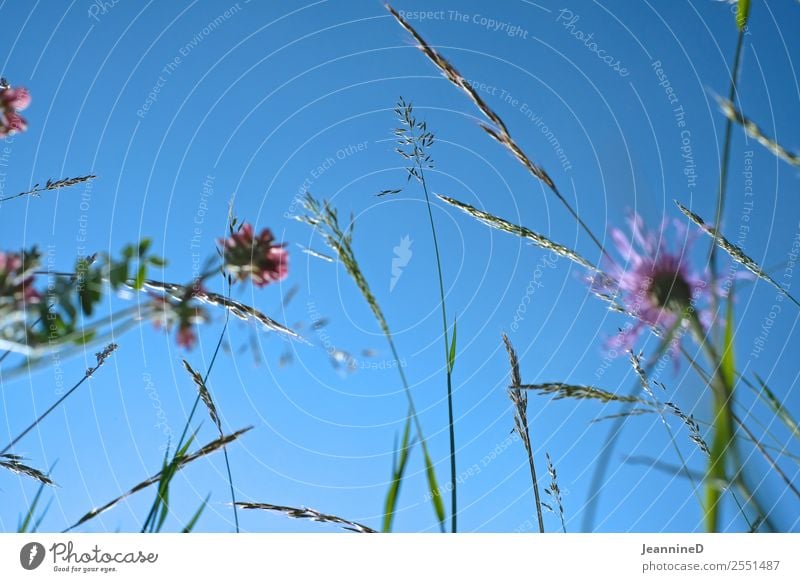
[19, 542, 46, 570]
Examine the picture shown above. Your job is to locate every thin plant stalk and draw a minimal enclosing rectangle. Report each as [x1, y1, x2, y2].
[420, 154, 457, 535]
[686, 311, 733, 532]
[297, 194, 446, 531]
[393, 99, 458, 532]
[502, 334, 544, 532]
[709, 28, 746, 318]
[1, 344, 118, 456]
[142, 274, 238, 532]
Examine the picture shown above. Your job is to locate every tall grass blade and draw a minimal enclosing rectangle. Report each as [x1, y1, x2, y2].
[384, 4, 607, 255]
[182, 494, 210, 533]
[437, 194, 593, 269]
[675, 201, 800, 308]
[503, 334, 545, 533]
[737, 0, 751, 30]
[64, 427, 251, 532]
[236, 502, 376, 533]
[518, 382, 648, 404]
[448, 317, 457, 374]
[18, 480, 48, 532]
[718, 97, 800, 167]
[754, 374, 800, 441]
[297, 193, 445, 530]
[0, 454, 54, 486]
[383, 415, 413, 532]
[182, 359, 222, 432]
[701, 299, 735, 532]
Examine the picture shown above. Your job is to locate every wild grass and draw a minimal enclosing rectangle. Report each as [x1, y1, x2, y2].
[0, 454, 53, 486]
[717, 98, 800, 167]
[296, 192, 446, 531]
[0, 174, 96, 203]
[385, 4, 607, 257]
[386, 97, 459, 532]
[2, 0, 798, 536]
[436, 195, 594, 270]
[675, 201, 800, 308]
[502, 334, 544, 533]
[64, 427, 252, 532]
[544, 453, 566, 533]
[235, 502, 376, 533]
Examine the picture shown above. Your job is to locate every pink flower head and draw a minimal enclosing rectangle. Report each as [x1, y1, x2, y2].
[1, 87, 31, 111]
[0, 250, 40, 307]
[219, 223, 289, 287]
[147, 287, 207, 350]
[0, 84, 30, 137]
[176, 324, 198, 350]
[590, 212, 718, 358]
[2, 111, 27, 133]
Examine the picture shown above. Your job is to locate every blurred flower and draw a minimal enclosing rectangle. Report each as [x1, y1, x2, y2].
[0, 251, 40, 309]
[590, 213, 720, 356]
[176, 324, 198, 350]
[1, 87, 31, 110]
[147, 287, 207, 350]
[219, 223, 288, 287]
[0, 84, 30, 137]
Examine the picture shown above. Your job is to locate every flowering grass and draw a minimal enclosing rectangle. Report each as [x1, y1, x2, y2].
[0, 0, 798, 535]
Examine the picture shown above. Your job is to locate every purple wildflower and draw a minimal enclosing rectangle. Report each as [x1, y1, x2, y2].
[590, 213, 723, 358]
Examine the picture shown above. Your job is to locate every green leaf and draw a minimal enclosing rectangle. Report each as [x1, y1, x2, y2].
[422, 446, 446, 531]
[736, 0, 751, 30]
[78, 272, 103, 316]
[108, 261, 129, 289]
[447, 317, 457, 374]
[182, 494, 210, 532]
[382, 417, 413, 532]
[137, 238, 152, 257]
[148, 256, 167, 267]
[134, 263, 147, 291]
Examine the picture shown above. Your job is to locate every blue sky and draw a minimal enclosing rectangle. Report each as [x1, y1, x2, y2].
[1, 0, 799, 533]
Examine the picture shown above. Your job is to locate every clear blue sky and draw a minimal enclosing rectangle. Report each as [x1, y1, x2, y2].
[1, 0, 798, 533]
